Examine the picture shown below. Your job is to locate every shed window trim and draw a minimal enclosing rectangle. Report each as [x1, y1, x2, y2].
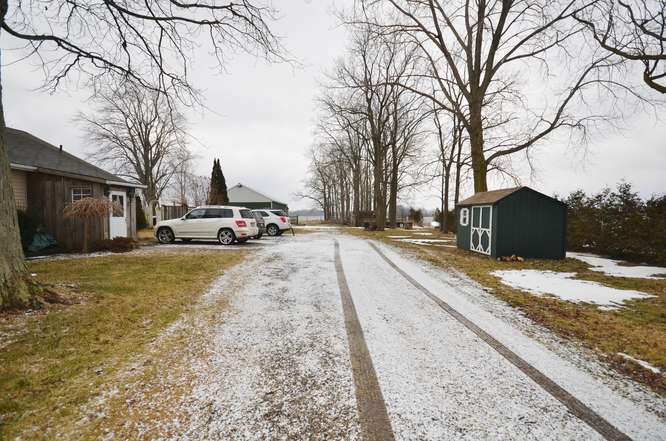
[71, 186, 93, 202]
[460, 208, 469, 226]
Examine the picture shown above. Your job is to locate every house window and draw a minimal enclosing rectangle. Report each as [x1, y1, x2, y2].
[460, 208, 470, 226]
[72, 186, 92, 202]
[111, 194, 125, 217]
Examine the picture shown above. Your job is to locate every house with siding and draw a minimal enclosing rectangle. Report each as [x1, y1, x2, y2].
[227, 183, 289, 212]
[7, 127, 145, 250]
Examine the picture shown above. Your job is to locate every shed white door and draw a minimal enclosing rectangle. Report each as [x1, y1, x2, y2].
[470, 205, 492, 255]
[109, 191, 128, 238]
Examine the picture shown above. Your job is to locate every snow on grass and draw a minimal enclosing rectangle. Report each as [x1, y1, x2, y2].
[617, 353, 662, 374]
[413, 232, 433, 236]
[567, 252, 666, 279]
[396, 238, 453, 246]
[491, 270, 655, 309]
[387, 235, 412, 239]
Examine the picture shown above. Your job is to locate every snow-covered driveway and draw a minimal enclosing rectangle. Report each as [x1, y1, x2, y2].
[161, 233, 665, 440]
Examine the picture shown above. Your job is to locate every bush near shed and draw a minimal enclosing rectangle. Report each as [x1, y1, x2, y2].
[564, 182, 666, 266]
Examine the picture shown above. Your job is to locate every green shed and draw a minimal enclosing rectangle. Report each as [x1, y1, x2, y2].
[227, 183, 289, 212]
[456, 187, 566, 259]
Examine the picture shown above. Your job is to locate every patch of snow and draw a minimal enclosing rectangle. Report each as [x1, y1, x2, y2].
[617, 353, 661, 374]
[413, 232, 433, 236]
[492, 270, 654, 308]
[567, 252, 666, 279]
[396, 238, 452, 246]
[387, 235, 411, 239]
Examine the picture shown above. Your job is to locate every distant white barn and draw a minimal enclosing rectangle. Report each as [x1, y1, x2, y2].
[227, 183, 289, 212]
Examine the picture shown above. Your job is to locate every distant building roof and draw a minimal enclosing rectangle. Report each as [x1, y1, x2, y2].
[228, 183, 286, 205]
[6, 127, 142, 187]
[457, 187, 524, 206]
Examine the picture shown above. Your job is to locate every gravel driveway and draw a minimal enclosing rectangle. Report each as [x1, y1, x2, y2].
[126, 232, 665, 440]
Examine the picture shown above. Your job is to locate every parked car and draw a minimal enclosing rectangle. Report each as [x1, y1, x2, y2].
[252, 211, 266, 239]
[155, 206, 258, 245]
[253, 209, 292, 236]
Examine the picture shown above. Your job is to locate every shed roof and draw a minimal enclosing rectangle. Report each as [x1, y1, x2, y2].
[6, 127, 141, 187]
[457, 187, 524, 206]
[228, 183, 286, 205]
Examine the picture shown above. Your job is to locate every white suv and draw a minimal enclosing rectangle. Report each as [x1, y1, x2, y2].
[253, 209, 292, 236]
[155, 206, 259, 245]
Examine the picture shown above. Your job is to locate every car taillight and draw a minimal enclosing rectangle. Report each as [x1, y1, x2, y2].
[235, 220, 247, 227]
[280, 216, 287, 223]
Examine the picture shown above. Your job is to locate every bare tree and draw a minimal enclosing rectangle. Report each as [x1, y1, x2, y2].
[575, 0, 666, 93]
[359, 0, 648, 193]
[80, 83, 190, 214]
[0, 0, 283, 308]
[188, 175, 212, 207]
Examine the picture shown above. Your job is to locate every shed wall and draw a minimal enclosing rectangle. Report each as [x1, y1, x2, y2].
[27, 172, 108, 250]
[456, 206, 471, 250]
[495, 189, 566, 259]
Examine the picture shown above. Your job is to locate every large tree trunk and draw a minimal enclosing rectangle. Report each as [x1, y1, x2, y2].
[442, 165, 451, 233]
[373, 139, 386, 230]
[352, 162, 360, 226]
[0, 45, 37, 309]
[469, 102, 488, 193]
[454, 136, 463, 205]
[387, 151, 398, 228]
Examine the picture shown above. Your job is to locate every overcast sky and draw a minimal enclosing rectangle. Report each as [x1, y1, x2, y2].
[4, 0, 665, 211]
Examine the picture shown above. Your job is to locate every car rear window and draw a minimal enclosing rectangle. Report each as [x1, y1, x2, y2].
[270, 210, 287, 217]
[205, 208, 233, 218]
[239, 209, 254, 219]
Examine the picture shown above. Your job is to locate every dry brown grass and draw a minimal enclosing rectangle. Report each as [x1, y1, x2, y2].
[346, 227, 666, 395]
[0, 249, 246, 439]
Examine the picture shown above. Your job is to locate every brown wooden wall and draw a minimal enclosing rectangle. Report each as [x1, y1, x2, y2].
[25, 173, 137, 251]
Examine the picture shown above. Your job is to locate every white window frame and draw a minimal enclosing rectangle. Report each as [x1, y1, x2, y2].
[459, 207, 469, 226]
[71, 186, 92, 203]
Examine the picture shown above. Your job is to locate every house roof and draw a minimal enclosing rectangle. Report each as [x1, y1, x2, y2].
[6, 127, 142, 187]
[457, 187, 524, 206]
[228, 183, 286, 205]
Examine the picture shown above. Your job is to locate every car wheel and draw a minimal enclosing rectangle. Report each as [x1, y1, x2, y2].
[157, 227, 175, 244]
[266, 224, 279, 236]
[218, 228, 236, 245]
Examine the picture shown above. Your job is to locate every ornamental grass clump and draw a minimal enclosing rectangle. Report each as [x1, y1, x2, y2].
[63, 197, 121, 253]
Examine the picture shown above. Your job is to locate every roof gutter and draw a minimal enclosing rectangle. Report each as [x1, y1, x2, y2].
[10, 163, 37, 172]
[10, 162, 147, 189]
[105, 180, 147, 189]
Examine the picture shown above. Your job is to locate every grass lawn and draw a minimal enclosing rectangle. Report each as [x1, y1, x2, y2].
[347, 228, 666, 395]
[0, 249, 246, 439]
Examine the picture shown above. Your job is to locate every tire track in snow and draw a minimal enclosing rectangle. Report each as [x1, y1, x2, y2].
[368, 241, 632, 441]
[334, 240, 396, 441]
